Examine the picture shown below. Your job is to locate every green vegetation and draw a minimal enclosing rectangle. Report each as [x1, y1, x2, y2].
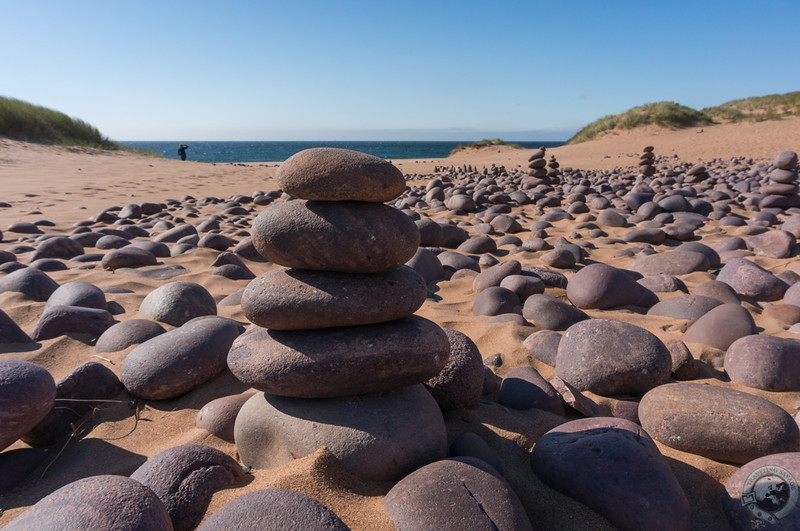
[0, 96, 119, 149]
[450, 138, 522, 155]
[566, 102, 713, 145]
[702, 91, 800, 123]
[566, 91, 800, 145]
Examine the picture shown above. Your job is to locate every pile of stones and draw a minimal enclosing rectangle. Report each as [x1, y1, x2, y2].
[227, 148, 452, 482]
[526, 147, 549, 185]
[547, 154, 561, 183]
[760, 150, 799, 209]
[639, 145, 656, 177]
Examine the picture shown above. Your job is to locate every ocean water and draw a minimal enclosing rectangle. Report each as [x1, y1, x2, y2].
[119, 140, 564, 164]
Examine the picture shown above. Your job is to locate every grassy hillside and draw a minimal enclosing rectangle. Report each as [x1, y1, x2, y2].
[566, 102, 713, 145]
[702, 91, 800, 123]
[450, 138, 522, 155]
[0, 96, 119, 149]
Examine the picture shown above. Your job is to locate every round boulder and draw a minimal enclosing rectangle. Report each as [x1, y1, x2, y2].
[95, 319, 167, 353]
[424, 328, 485, 411]
[567, 263, 658, 309]
[0, 360, 56, 451]
[139, 281, 217, 327]
[725, 335, 800, 391]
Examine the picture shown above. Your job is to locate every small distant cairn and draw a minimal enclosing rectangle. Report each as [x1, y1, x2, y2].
[526, 147, 549, 184]
[760, 151, 800, 209]
[547, 154, 561, 183]
[639, 146, 656, 177]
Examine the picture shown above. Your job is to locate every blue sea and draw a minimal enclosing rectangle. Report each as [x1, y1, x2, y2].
[119, 140, 564, 164]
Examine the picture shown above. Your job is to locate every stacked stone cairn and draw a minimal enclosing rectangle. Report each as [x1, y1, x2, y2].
[639, 145, 656, 177]
[760, 150, 800, 209]
[526, 147, 549, 185]
[227, 147, 451, 482]
[546, 154, 561, 183]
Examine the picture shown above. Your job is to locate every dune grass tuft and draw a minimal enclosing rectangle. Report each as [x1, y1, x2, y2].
[450, 138, 522, 155]
[702, 91, 800, 123]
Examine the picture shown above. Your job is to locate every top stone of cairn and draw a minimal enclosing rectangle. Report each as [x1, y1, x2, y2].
[277, 148, 406, 202]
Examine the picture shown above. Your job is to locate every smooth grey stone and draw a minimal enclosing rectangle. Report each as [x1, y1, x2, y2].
[95, 319, 167, 353]
[0, 360, 56, 452]
[139, 281, 216, 327]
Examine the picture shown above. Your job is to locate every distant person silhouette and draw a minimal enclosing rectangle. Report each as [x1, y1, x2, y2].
[178, 144, 189, 161]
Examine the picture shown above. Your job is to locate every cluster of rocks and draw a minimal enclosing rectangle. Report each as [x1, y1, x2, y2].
[638, 145, 656, 177]
[761, 150, 800, 209]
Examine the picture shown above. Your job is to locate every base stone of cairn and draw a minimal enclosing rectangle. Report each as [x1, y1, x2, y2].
[229, 147, 450, 482]
[760, 151, 800, 209]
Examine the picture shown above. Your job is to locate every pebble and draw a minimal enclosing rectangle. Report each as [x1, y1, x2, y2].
[472, 286, 522, 316]
[725, 335, 800, 391]
[235, 385, 447, 482]
[556, 318, 671, 396]
[0, 360, 56, 451]
[717, 258, 788, 301]
[647, 294, 723, 322]
[631, 250, 710, 276]
[531, 417, 690, 531]
[95, 319, 167, 352]
[424, 328, 485, 411]
[121, 316, 244, 400]
[405, 247, 444, 283]
[383, 457, 533, 531]
[242, 266, 427, 330]
[198, 488, 350, 531]
[44, 280, 107, 311]
[683, 303, 757, 351]
[0, 308, 33, 343]
[639, 382, 800, 464]
[277, 147, 406, 202]
[101, 246, 158, 270]
[228, 316, 449, 398]
[0, 266, 59, 301]
[4, 475, 172, 530]
[567, 262, 658, 309]
[130, 444, 245, 531]
[522, 293, 589, 330]
[196, 392, 255, 443]
[523, 329, 562, 366]
[497, 365, 565, 415]
[139, 280, 217, 326]
[32, 305, 115, 341]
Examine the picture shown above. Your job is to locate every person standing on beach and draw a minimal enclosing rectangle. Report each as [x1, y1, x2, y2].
[178, 144, 189, 161]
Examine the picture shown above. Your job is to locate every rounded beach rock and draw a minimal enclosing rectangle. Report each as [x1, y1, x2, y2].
[277, 147, 406, 202]
[234, 385, 447, 482]
[646, 294, 723, 322]
[121, 316, 244, 400]
[383, 457, 533, 531]
[722, 452, 800, 530]
[130, 444, 245, 531]
[242, 265, 426, 330]
[252, 200, 420, 273]
[228, 316, 449, 398]
[717, 258, 789, 301]
[101, 246, 158, 270]
[497, 365, 565, 415]
[682, 303, 757, 351]
[423, 328, 485, 411]
[139, 280, 217, 327]
[0, 266, 59, 301]
[198, 488, 349, 531]
[3, 475, 172, 531]
[44, 280, 107, 311]
[639, 382, 800, 464]
[196, 392, 254, 443]
[630, 250, 710, 276]
[472, 286, 521, 316]
[566, 263, 658, 309]
[522, 293, 589, 331]
[95, 319, 168, 353]
[725, 335, 800, 391]
[0, 360, 56, 451]
[530, 417, 690, 531]
[555, 318, 672, 396]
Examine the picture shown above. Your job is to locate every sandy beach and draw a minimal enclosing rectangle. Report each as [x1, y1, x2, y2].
[1, 119, 800, 530]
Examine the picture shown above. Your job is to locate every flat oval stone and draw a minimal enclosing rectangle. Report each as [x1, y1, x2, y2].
[637, 274, 687, 293]
[242, 266, 426, 330]
[384, 458, 533, 531]
[522, 293, 589, 331]
[717, 258, 788, 301]
[101, 246, 158, 270]
[139, 281, 217, 327]
[746, 230, 797, 258]
[424, 328, 484, 411]
[130, 444, 245, 531]
[725, 335, 800, 391]
[0, 360, 56, 451]
[95, 319, 167, 353]
[234, 385, 447, 482]
[198, 488, 349, 531]
[647, 294, 723, 322]
[556, 318, 671, 396]
[472, 260, 522, 292]
[196, 392, 254, 443]
[121, 316, 244, 400]
[277, 147, 406, 202]
[531, 417, 690, 531]
[30, 236, 84, 261]
[3, 475, 172, 531]
[228, 316, 449, 398]
[32, 305, 115, 341]
[252, 200, 419, 273]
[631, 250, 710, 276]
[567, 263, 658, 309]
[639, 382, 800, 464]
[683, 303, 757, 351]
[153, 223, 197, 243]
[722, 452, 800, 530]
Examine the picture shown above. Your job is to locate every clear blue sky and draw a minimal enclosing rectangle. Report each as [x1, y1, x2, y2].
[2, 1, 797, 141]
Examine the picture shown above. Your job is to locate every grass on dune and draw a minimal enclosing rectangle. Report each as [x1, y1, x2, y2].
[0, 96, 120, 149]
[702, 91, 800, 123]
[566, 102, 713, 145]
[450, 138, 522, 155]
